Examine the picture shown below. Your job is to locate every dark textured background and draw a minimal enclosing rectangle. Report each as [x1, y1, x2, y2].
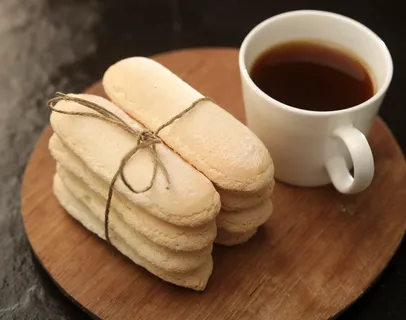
[0, 0, 404, 319]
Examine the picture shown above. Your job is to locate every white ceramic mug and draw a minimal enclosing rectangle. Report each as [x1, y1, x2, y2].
[239, 10, 393, 194]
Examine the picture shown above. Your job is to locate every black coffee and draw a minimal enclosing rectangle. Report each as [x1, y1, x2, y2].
[250, 40, 374, 111]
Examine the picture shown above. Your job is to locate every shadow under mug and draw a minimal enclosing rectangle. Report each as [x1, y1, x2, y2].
[239, 10, 393, 194]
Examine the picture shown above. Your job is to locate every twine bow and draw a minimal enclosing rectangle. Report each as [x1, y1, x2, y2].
[48, 92, 211, 243]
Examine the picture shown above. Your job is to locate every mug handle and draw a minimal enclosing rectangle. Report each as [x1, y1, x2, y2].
[325, 126, 374, 194]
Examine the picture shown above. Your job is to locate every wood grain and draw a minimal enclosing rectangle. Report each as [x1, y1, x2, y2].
[22, 48, 406, 320]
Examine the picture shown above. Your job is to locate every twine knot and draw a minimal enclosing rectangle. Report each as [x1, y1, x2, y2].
[139, 130, 161, 145]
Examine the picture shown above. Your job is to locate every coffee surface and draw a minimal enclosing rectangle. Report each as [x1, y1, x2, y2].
[250, 40, 374, 111]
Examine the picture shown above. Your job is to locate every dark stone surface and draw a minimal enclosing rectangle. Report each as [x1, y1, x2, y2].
[0, 0, 404, 319]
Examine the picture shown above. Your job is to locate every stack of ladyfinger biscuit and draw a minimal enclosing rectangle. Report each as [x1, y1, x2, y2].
[49, 57, 274, 291]
[49, 94, 220, 291]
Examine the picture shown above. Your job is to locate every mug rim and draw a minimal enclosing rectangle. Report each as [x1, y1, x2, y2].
[238, 10, 394, 116]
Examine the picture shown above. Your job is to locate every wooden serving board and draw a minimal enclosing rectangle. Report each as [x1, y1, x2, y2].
[22, 48, 406, 320]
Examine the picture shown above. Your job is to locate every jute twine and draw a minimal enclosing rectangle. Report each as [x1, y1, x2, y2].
[48, 92, 211, 242]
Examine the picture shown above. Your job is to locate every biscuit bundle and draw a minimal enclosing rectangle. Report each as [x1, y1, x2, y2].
[48, 57, 274, 291]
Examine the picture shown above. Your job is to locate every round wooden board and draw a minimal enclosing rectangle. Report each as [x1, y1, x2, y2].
[22, 48, 406, 320]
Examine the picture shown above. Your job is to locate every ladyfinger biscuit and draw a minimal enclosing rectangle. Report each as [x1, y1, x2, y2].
[103, 57, 274, 193]
[50, 94, 220, 227]
[218, 179, 275, 212]
[49, 134, 217, 252]
[215, 228, 258, 246]
[58, 166, 212, 273]
[53, 175, 212, 291]
[216, 199, 273, 234]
